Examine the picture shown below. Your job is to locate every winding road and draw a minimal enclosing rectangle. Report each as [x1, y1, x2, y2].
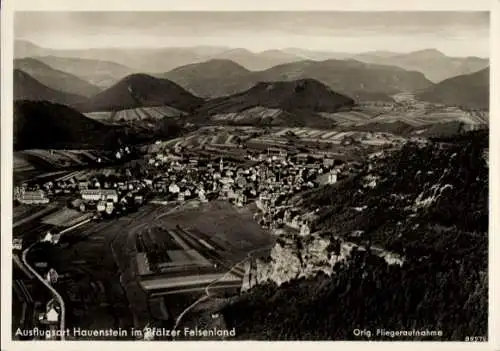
[22, 242, 66, 340]
[172, 245, 272, 334]
[19, 218, 92, 340]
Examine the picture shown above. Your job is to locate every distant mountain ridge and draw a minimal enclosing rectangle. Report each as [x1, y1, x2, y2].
[416, 68, 489, 109]
[16, 40, 488, 82]
[354, 49, 489, 82]
[15, 40, 300, 73]
[191, 78, 355, 127]
[31, 55, 136, 88]
[14, 69, 86, 106]
[213, 48, 302, 71]
[162, 58, 433, 101]
[163, 59, 252, 98]
[14, 58, 101, 97]
[77, 73, 204, 112]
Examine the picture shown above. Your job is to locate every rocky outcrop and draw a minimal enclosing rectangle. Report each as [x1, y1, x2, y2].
[242, 233, 403, 291]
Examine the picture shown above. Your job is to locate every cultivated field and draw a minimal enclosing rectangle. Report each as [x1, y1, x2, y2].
[84, 105, 184, 122]
[365, 106, 488, 128]
[210, 107, 286, 125]
[14, 149, 113, 173]
[148, 126, 269, 153]
[156, 200, 274, 258]
[321, 103, 488, 129]
[259, 128, 407, 146]
[42, 208, 93, 227]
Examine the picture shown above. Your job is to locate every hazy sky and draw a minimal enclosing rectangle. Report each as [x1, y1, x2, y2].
[14, 11, 490, 57]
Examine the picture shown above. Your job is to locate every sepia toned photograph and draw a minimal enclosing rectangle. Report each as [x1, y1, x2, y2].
[7, 9, 490, 342]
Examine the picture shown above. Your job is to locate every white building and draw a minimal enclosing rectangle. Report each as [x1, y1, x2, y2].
[46, 268, 59, 284]
[198, 189, 207, 202]
[81, 189, 118, 203]
[16, 190, 50, 205]
[42, 231, 54, 243]
[105, 202, 114, 214]
[97, 201, 106, 212]
[13, 238, 23, 250]
[316, 171, 338, 185]
[46, 307, 59, 323]
[323, 158, 335, 167]
[168, 183, 180, 194]
[328, 172, 338, 184]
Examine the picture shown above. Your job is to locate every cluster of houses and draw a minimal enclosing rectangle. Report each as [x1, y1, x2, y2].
[15, 147, 348, 226]
[14, 188, 50, 205]
[145, 148, 343, 209]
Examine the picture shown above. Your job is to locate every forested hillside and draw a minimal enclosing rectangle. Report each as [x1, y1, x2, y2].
[222, 130, 488, 340]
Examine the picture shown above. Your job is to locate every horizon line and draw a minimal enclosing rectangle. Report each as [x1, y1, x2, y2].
[14, 39, 490, 59]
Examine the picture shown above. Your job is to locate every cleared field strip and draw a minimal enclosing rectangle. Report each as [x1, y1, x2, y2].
[164, 249, 211, 267]
[42, 208, 92, 227]
[303, 129, 324, 138]
[23, 150, 66, 165]
[273, 128, 293, 137]
[320, 130, 339, 139]
[261, 128, 402, 146]
[331, 132, 349, 140]
[140, 271, 241, 291]
[56, 171, 83, 182]
[292, 128, 309, 137]
[85, 106, 184, 122]
[14, 155, 36, 172]
[208, 135, 218, 145]
[16, 150, 105, 174]
[150, 283, 241, 296]
[13, 219, 54, 238]
[145, 227, 171, 250]
[198, 238, 216, 251]
[155, 105, 184, 117]
[318, 111, 372, 125]
[52, 150, 84, 166]
[13, 205, 58, 228]
[178, 134, 199, 147]
[356, 106, 489, 128]
[170, 228, 209, 254]
[83, 111, 111, 120]
[152, 264, 218, 278]
[250, 138, 288, 146]
[14, 205, 46, 222]
[132, 108, 144, 120]
[167, 229, 192, 250]
[60, 213, 94, 228]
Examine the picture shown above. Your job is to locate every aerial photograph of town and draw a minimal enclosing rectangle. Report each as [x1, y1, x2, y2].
[8, 10, 489, 342]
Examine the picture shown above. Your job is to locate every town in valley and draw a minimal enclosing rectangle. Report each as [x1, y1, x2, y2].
[9, 11, 490, 341]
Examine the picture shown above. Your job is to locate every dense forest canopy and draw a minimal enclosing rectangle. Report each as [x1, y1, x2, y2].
[222, 130, 488, 340]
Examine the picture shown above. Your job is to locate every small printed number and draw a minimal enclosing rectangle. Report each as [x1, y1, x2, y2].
[465, 336, 487, 342]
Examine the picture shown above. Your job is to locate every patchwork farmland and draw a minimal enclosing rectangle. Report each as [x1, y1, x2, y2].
[84, 105, 185, 122]
[319, 103, 488, 129]
[148, 126, 268, 152]
[256, 127, 407, 146]
[363, 106, 489, 128]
